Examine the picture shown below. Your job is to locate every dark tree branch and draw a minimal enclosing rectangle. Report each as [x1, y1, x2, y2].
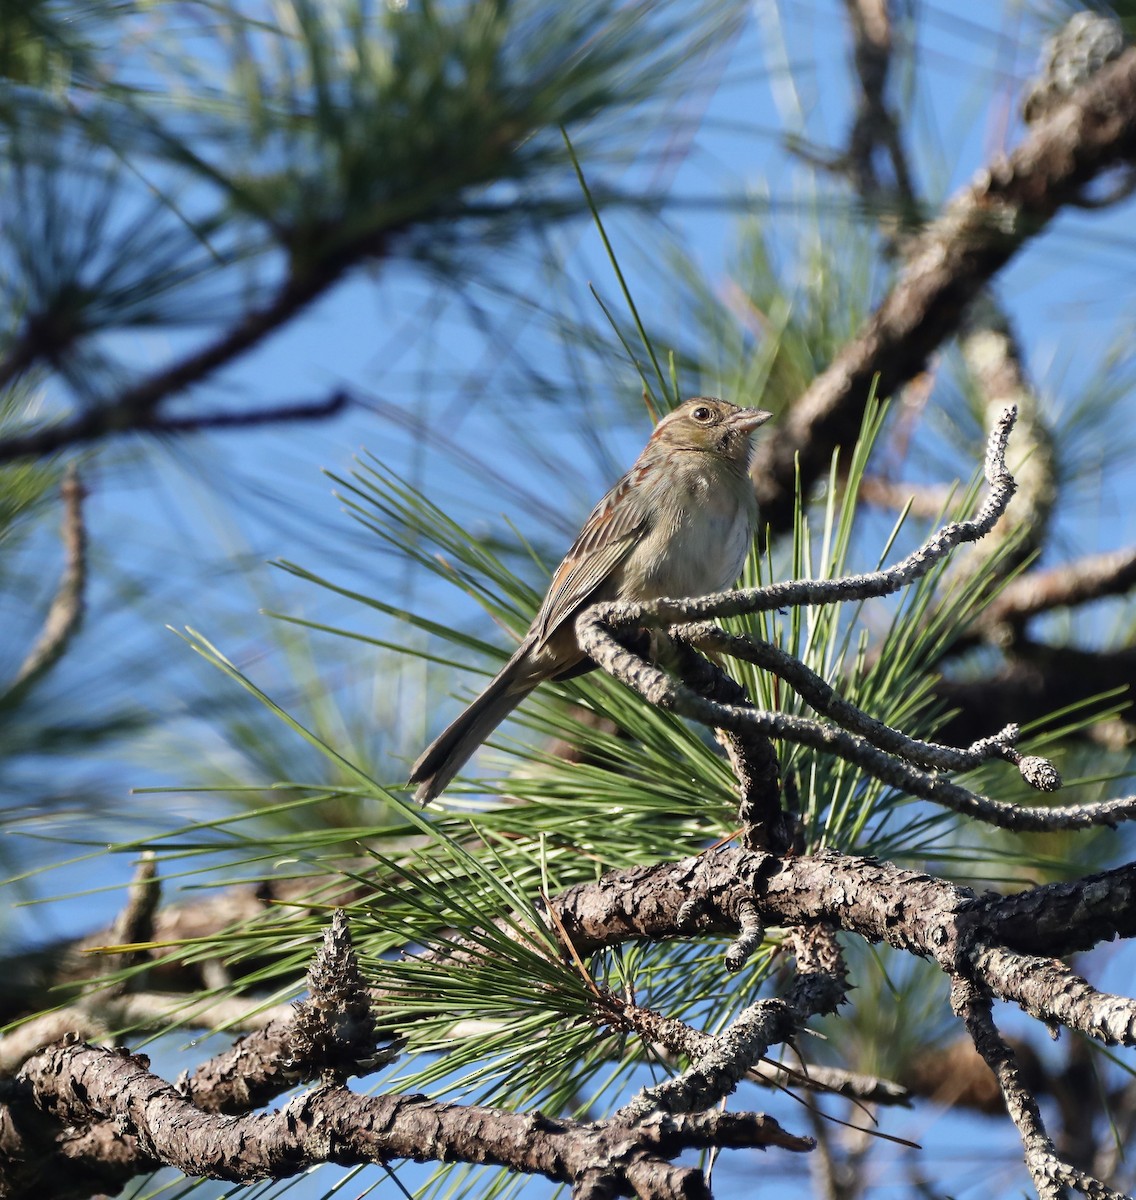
[933, 642, 1136, 750]
[985, 861, 1136, 957]
[10, 849, 1136, 1064]
[136, 389, 349, 434]
[546, 848, 1136, 1004]
[841, 0, 917, 213]
[668, 636, 788, 851]
[0, 217, 387, 463]
[103, 853, 160, 984]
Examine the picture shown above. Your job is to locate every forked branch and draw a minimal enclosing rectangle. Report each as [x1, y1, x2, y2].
[575, 406, 1136, 834]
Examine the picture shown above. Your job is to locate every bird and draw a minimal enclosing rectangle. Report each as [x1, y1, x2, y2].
[409, 396, 772, 804]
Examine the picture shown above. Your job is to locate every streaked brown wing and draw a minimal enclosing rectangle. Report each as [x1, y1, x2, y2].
[533, 468, 650, 649]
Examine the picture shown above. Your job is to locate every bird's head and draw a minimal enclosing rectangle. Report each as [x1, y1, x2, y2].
[650, 397, 772, 463]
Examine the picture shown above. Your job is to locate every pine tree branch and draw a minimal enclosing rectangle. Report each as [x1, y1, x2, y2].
[0, 234, 381, 463]
[8, 846, 1136, 1200]
[984, 860, 1136, 957]
[2, 1045, 812, 1200]
[9, 850, 1136, 1052]
[971, 547, 1136, 632]
[972, 945, 1136, 1046]
[751, 44, 1136, 532]
[545, 847, 1136, 1016]
[951, 975, 1128, 1200]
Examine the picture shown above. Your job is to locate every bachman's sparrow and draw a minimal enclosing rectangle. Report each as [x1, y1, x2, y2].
[410, 397, 772, 803]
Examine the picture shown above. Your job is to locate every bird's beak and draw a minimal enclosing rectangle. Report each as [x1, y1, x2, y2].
[730, 408, 773, 434]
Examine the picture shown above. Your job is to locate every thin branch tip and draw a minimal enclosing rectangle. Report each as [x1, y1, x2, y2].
[724, 899, 764, 973]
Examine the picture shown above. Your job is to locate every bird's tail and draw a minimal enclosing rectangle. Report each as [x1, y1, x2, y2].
[409, 647, 535, 805]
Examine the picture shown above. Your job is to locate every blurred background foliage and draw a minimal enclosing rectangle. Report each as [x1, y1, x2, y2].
[2, 0, 1136, 1197]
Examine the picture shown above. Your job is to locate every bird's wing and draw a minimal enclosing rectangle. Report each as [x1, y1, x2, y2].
[533, 467, 650, 649]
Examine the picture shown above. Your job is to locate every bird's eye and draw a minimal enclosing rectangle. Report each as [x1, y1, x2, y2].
[692, 405, 713, 423]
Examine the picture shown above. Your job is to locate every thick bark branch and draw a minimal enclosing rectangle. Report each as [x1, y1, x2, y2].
[969, 547, 1136, 634]
[2, 1042, 810, 1200]
[985, 861, 1136, 956]
[751, 45, 1136, 532]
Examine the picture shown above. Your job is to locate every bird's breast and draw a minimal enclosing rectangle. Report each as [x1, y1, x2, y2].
[620, 461, 756, 601]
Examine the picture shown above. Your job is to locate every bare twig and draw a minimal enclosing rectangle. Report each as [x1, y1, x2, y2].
[569, 983, 906, 1106]
[617, 927, 847, 1123]
[957, 295, 1057, 584]
[972, 945, 1136, 1046]
[952, 976, 1127, 1200]
[683, 624, 1034, 777]
[5, 465, 87, 699]
[617, 1000, 796, 1121]
[748, 1059, 908, 1106]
